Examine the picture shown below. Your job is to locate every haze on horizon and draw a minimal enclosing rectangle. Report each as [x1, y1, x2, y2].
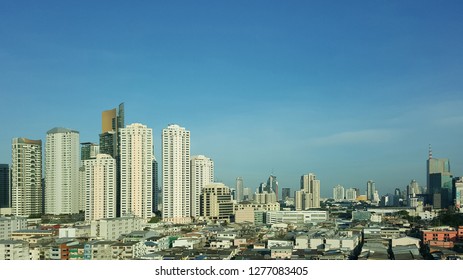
[1, 1, 463, 197]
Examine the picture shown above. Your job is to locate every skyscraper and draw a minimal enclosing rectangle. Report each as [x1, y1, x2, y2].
[281, 187, 291, 200]
[190, 155, 214, 218]
[266, 175, 278, 201]
[162, 124, 191, 224]
[345, 188, 357, 201]
[0, 164, 9, 208]
[152, 157, 160, 213]
[45, 128, 80, 215]
[297, 173, 320, 209]
[120, 123, 153, 219]
[11, 138, 42, 217]
[100, 103, 124, 217]
[82, 154, 116, 221]
[367, 180, 376, 202]
[427, 147, 452, 208]
[236, 177, 244, 202]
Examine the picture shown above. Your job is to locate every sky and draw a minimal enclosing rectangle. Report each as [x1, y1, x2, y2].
[1, 1, 463, 198]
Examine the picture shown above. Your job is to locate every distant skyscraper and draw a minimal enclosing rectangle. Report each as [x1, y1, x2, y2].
[266, 175, 278, 200]
[190, 155, 214, 218]
[427, 147, 452, 208]
[453, 177, 463, 212]
[162, 124, 191, 223]
[120, 123, 153, 219]
[367, 180, 376, 202]
[45, 128, 80, 215]
[333, 185, 345, 201]
[236, 177, 244, 202]
[82, 154, 116, 221]
[152, 157, 160, 213]
[281, 187, 291, 200]
[81, 142, 99, 160]
[0, 164, 9, 208]
[297, 173, 320, 209]
[11, 138, 43, 217]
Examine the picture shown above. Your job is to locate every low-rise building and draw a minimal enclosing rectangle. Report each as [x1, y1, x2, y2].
[0, 240, 29, 260]
[0, 216, 27, 239]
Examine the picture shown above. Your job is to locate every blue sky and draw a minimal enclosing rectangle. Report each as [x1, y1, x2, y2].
[1, 1, 463, 197]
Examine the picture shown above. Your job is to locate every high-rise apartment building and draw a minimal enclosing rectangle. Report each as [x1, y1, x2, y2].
[0, 164, 9, 208]
[190, 155, 214, 218]
[236, 177, 244, 202]
[333, 184, 345, 201]
[454, 177, 463, 212]
[120, 123, 153, 219]
[11, 138, 42, 216]
[296, 173, 320, 209]
[45, 128, 80, 215]
[82, 154, 116, 221]
[162, 124, 191, 224]
[345, 188, 357, 201]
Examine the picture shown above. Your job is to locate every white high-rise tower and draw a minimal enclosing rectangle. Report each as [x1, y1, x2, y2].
[162, 124, 191, 224]
[191, 155, 214, 217]
[120, 123, 153, 219]
[82, 154, 116, 221]
[45, 128, 80, 215]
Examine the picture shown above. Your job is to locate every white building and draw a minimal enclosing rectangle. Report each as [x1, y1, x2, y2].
[345, 188, 357, 201]
[162, 124, 191, 224]
[296, 173, 320, 210]
[0, 240, 29, 260]
[82, 154, 116, 221]
[90, 216, 144, 240]
[120, 123, 153, 219]
[191, 155, 214, 218]
[236, 177, 244, 202]
[333, 185, 345, 201]
[45, 127, 80, 215]
[11, 138, 42, 216]
[266, 210, 328, 225]
[0, 216, 27, 240]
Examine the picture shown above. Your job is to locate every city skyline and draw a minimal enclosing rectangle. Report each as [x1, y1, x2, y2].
[2, 1, 463, 197]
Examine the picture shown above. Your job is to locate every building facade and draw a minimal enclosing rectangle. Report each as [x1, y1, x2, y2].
[333, 184, 345, 202]
[200, 183, 233, 221]
[120, 123, 153, 219]
[82, 154, 116, 221]
[190, 155, 214, 218]
[296, 173, 320, 210]
[236, 177, 244, 202]
[11, 138, 42, 216]
[0, 164, 9, 208]
[45, 128, 80, 215]
[162, 124, 191, 223]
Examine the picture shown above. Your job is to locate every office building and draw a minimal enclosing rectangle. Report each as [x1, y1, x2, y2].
[453, 177, 463, 212]
[427, 148, 452, 208]
[266, 175, 279, 201]
[120, 123, 153, 219]
[11, 138, 42, 216]
[162, 124, 191, 223]
[0, 164, 10, 208]
[45, 128, 80, 215]
[82, 154, 116, 221]
[200, 182, 233, 221]
[236, 177, 244, 202]
[81, 142, 99, 160]
[281, 187, 291, 200]
[191, 155, 214, 218]
[367, 180, 376, 202]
